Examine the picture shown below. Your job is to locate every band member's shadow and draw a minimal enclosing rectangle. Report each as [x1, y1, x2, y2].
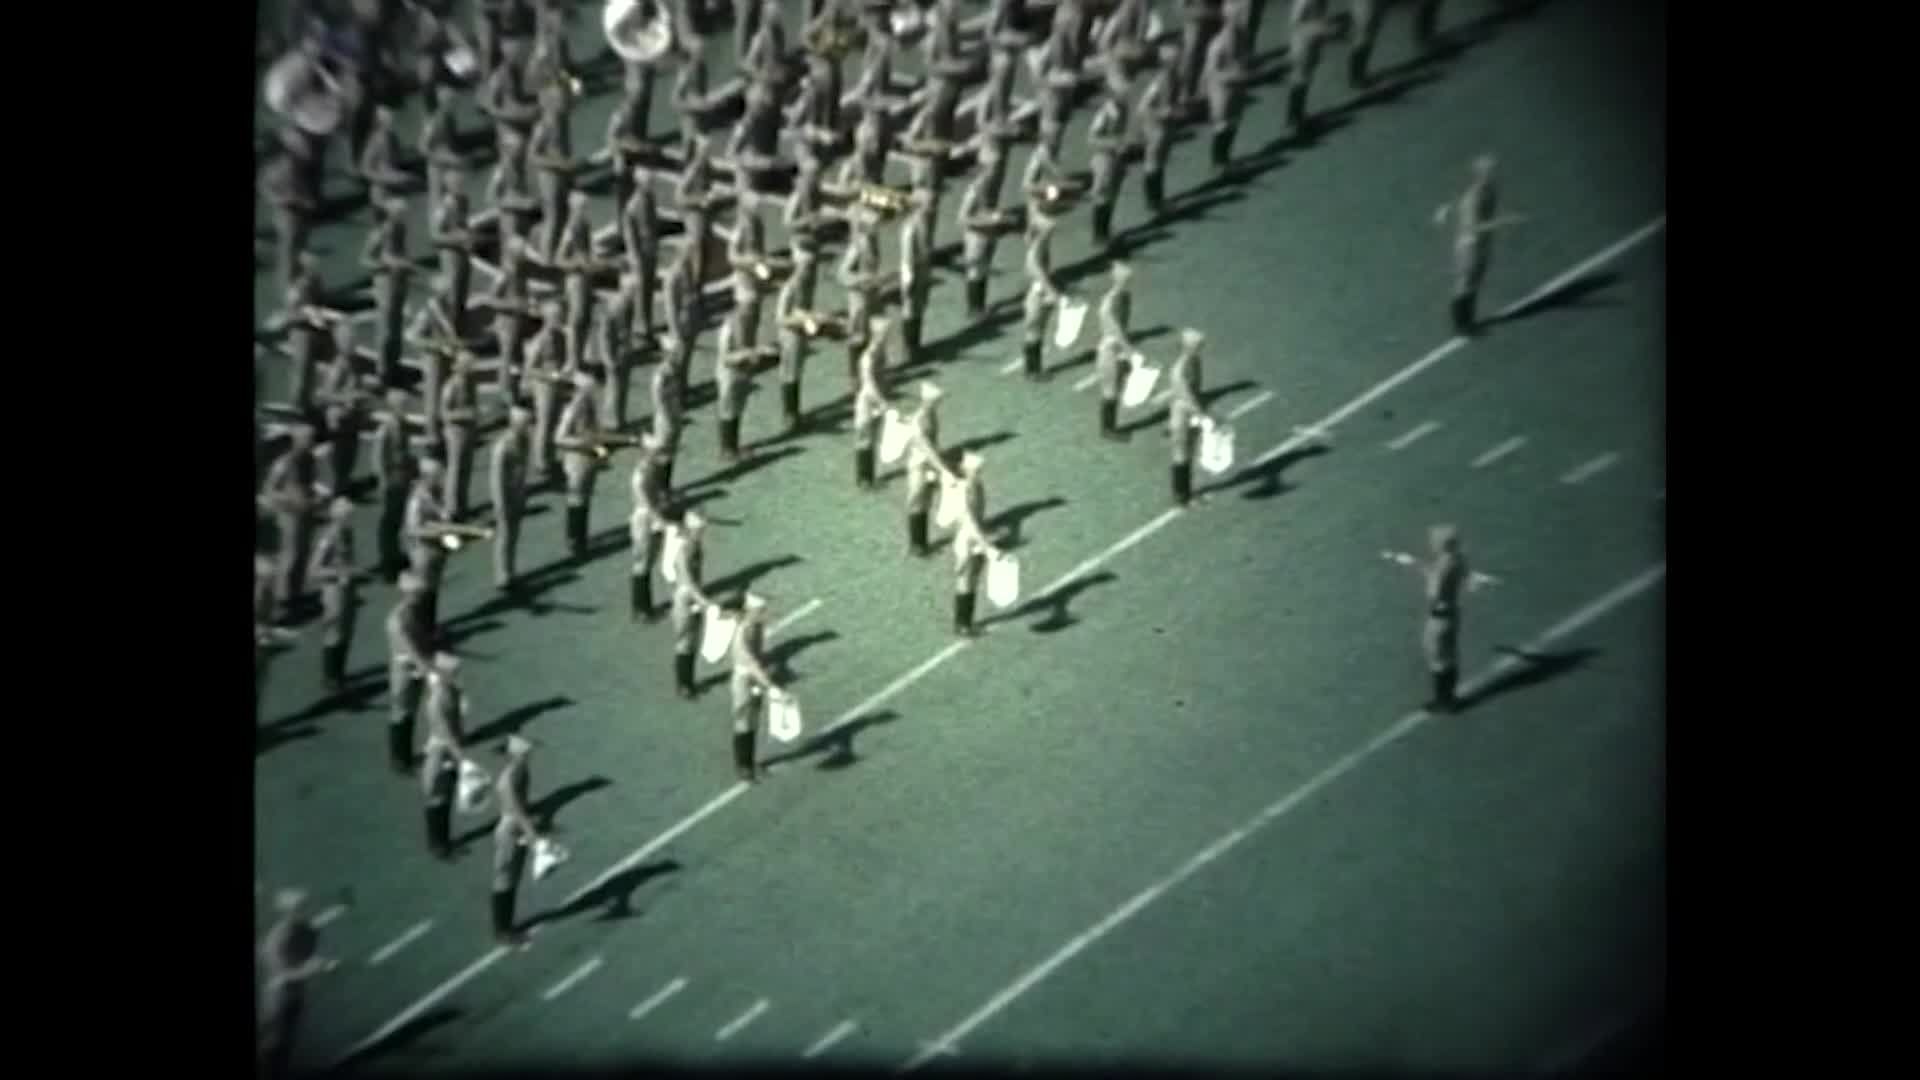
[1382, 0, 1557, 80]
[526, 859, 683, 928]
[333, 1007, 465, 1072]
[768, 629, 841, 686]
[1117, 378, 1261, 436]
[466, 695, 576, 745]
[930, 296, 1029, 358]
[1008, 570, 1118, 635]
[1490, 271, 1624, 327]
[683, 442, 806, 489]
[447, 567, 582, 624]
[254, 723, 322, 758]
[763, 709, 900, 772]
[1210, 442, 1332, 501]
[706, 553, 804, 598]
[989, 495, 1068, 550]
[1460, 647, 1601, 712]
[440, 618, 508, 651]
[451, 772, 611, 853]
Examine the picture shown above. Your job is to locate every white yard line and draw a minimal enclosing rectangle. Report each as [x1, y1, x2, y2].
[1225, 390, 1274, 421]
[541, 955, 604, 1001]
[1386, 420, 1441, 451]
[1071, 372, 1100, 392]
[897, 563, 1669, 1073]
[803, 1019, 860, 1059]
[312, 904, 348, 928]
[999, 357, 1024, 375]
[715, 998, 771, 1041]
[1471, 436, 1528, 469]
[330, 218, 1669, 1069]
[1560, 452, 1621, 486]
[629, 977, 689, 1021]
[770, 598, 822, 635]
[368, 920, 434, 967]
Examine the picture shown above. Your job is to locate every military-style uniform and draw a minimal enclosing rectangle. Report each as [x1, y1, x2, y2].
[308, 498, 361, 690]
[1095, 264, 1137, 439]
[728, 601, 776, 781]
[899, 198, 935, 366]
[258, 894, 333, 1080]
[675, 145, 716, 306]
[555, 373, 604, 558]
[1177, 0, 1225, 107]
[419, 654, 473, 859]
[956, 177, 1001, 318]
[489, 405, 534, 589]
[358, 106, 409, 209]
[1348, 0, 1385, 87]
[775, 256, 817, 430]
[490, 738, 540, 947]
[838, 218, 883, 379]
[406, 297, 460, 459]
[262, 428, 319, 620]
[488, 242, 533, 399]
[1167, 331, 1209, 506]
[852, 359, 887, 491]
[385, 573, 433, 773]
[667, 517, 712, 698]
[555, 195, 598, 372]
[628, 439, 670, 621]
[318, 343, 365, 500]
[1444, 157, 1500, 333]
[258, 154, 313, 293]
[1421, 529, 1468, 712]
[417, 85, 463, 217]
[1139, 67, 1178, 215]
[661, 244, 700, 389]
[1019, 213, 1062, 380]
[599, 272, 646, 429]
[372, 391, 417, 579]
[405, 459, 453, 630]
[440, 360, 481, 519]
[487, 124, 538, 259]
[1202, 18, 1248, 168]
[619, 176, 661, 342]
[1085, 94, 1129, 246]
[904, 386, 944, 556]
[432, 186, 475, 332]
[948, 457, 992, 635]
[362, 201, 412, 388]
[714, 317, 756, 462]
[522, 308, 567, 484]
[1286, 0, 1331, 130]
[728, 206, 771, 350]
[529, 101, 575, 262]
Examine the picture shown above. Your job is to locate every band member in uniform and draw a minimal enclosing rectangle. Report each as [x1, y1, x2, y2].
[405, 458, 453, 632]
[944, 452, 1001, 636]
[598, 271, 646, 430]
[490, 734, 546, 948]
[317, 333, 367, 496]
[650, 358, 685, 493]
[728, 594, 780, 782]
[956, 174, 998, 319]
[620, 170, 662, 341]
[1202, 14, 1248, 169]
[1434, 154, 1514, 335]
[1285, 0, 1334, 132]
[1347, 0, 1384, 88]
[357, 104, 410, 210]
[1167, 329, 1212, 507]
[837, 208, 884, 380]
[898, 189, 935, 366]
[432, 180, 476, 332]
[1085, 89, 1129, 247]
[1176, 0, 1225, 108]
[489, 403, 534, 591]
[261, 425, 320, 621]
[309, 496, 362, 693]
[852, 332, 888, 491]
[1138, 61, 1179, 217]
[714, 316, 758, 464]
[1416, 525, 1468, 711]
[775, 249, 819, 431]
[258, 890, 338, 1080]
[372, 389, 418, 580]
[667, 510, 719, 698]
[363, 196, 413, 388]
[385, 570, 433, 774]
[529, 92, 576, 261]
[1018, 212, 1064, 381]
[628, 433, 671, 622]
[1095, 261, 1138, 440]
[523, 301, 568, 484]
[903, 382, 945, 557]
[727, 201, 773, 350]
[555, 195, 600, 373]
[554, 370, 606, 559]
[487, 239, 534, 399]
[419, 649, 481, 857]
[440, 356, 482, 519]
[259, 152, 314, 294]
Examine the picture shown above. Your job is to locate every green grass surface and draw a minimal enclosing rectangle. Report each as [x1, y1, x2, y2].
[255, 0, 1664, 1073]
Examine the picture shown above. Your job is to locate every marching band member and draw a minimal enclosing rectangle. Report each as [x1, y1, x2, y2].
[776, 248, 820, 431]
[619, 168, 661, 342]
[598, 271, 647, 430]
[661, 240, 701, 391]
[439, 356, 482, 519]
[1167, 329, 1213, 507]
[522, 301, 568, 484]
[629, 433, 672, 622]
[554, 370, 607, 560]
[957, 172, 1002, 319]
[308, 496, 362, 694]
[1018, 211, 1064, 381]
[728, 594, 780, 782]
[490, 734, 546, 948]
[385, 570, 433, 775]
[838, 207, 885, 381]
[489, 404, 534, 592]
[362, 195, 412, 389]
[1138, 59, 1180, 217]
[650, 357, 685, 493]
[1085, 88, 1130, 247]
[714, 314, 759, 464]
[261, 425, 320, 621]
[945, 452, 1001, 637]
[1385, 525, 1488, 713]
[1202, 12, 1249, 170]
[431, 179, 475, 332]
[903, 382, 947, 558]
[1348, 0, 1386, 88]
[852, 324, 890, 491]
[555, 191, 599, 371]
[420, 652, 481, 861]
[1095, 261, 1138, 440]
[258, 889, 338, 1080]
[405, 457, 453, 632]
[899, 188, 935, 366]
[1435, 154, 1517, 336]
[487, 238, 533, 398]
[668, 510, 719, 699]
[727, 200, 772, 350]
[529, 80, 577, 261]
[357, 105, 409, 212]
[1286, 0, 1336, 132]
[372, 388, 419, 580]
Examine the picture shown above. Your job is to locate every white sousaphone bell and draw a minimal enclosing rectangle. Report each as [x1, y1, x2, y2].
[263, 50, 348, 137]
[604, 0, 675, 64]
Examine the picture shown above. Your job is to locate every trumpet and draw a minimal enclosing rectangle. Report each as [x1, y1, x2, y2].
[857, 183, 914, 215]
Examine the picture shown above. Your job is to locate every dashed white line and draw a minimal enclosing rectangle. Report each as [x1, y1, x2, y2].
[715, 998, 771, 1041]
[898, 563, 1669, 1073]
[629, 977, 689, 1021]
[1072, 371, 1100, 392]
[1226, 390, 1275, 421]
[1386, 420, 1441, 451]
[368, 920, 434, 966]
[312, 904, 348, 928]
[1471, 436, 1528, 469]
[770, 598, 823, 634]
[541, 955, 605, 1002]
[1494, 217, 1667, 320]
[803, 1019, 860, 1059]
[1561, 452, 1621, 486]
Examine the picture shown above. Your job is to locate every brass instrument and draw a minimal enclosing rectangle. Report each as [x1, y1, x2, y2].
[857, 183, 914, 215]
[803, 13, 867, 60]
[781, 309, 845, 339]
[425, 522, 496, 552]
[264, 49, 352, 136]
[604, 0, 675, 64]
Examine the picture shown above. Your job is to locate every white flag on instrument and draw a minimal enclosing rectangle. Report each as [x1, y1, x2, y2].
[879, 407, 911, 465]
[986, 550, 1021, 609]
[767, 689, 804, 744]
[445, 45, 478, 78]
[659, 528, 682, 584]
[1053, 295, 1090, 349]
[531, 836, 570, 881]
[1122, 357, 1159, 408]
[1198, 419, 1236, 475]
[700, 605, 738, 664]
[456, 759, 492, 814]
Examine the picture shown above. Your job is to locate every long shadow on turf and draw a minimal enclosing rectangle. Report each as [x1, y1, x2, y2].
[681, 442, 807, 491]
[694, 628, 839, 696]
[332, 1006, 464, 1072]
[451, 773, 613, 852]
[442, 567, 583, 630]
[1492, 270, 1626, 327]
[526, 859, 683, 927]
[981, 569, 1120, 636]
[467, 695, 576, 745]
[990, 495, 1070, 550]
[1209, 443, 1333, 501]
[1119, 378, 1263, 436]
[763, 709, 901, 772]
[707, 553, 804, 598]
[1462, 646, 1601, 711]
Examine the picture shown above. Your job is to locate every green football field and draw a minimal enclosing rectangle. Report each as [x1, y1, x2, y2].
[254, 1, 1665, 1073]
